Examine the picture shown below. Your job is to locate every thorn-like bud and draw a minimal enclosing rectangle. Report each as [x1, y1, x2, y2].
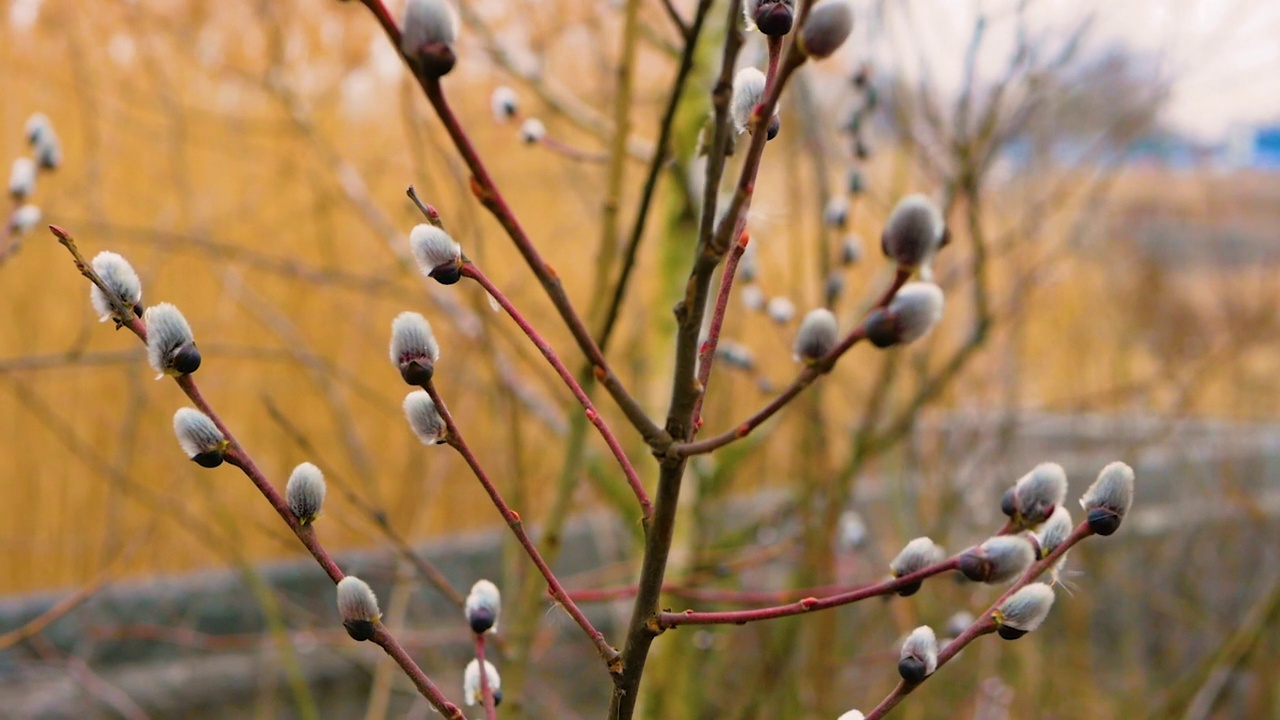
[337, 576, 381, 641]
[994, 582, 1055, 640]
[520, 118, 546, 144]
[889, 537, 945, 596]
[731, 67, 770, 135]
[401, 0, 458, 78]
[794, 308, 838, 362]
[744, 0, 795, 36]
[958, 536, 1034, 584]
[865, 282, 944, 348]
[799, 0, 853, 59]
[403, 390, 447, 445]
[824, 196, 850, 229]
[390, 311, 440, 385]
[837, 712, 865, 720]
[1080, 461, 1135, 536]
[89, 252, 143, 323]
[840, 234, 863, 265]
[1001, 462, 1068, 528]
[464, 659, 502, 707]
[8, 203, 42, 236]
[897, 626, 938, 683]
[144, 303, 200, 379]
[881, 194, 946, 269]
[766, 296, 795, 324]
[173, 407, 228, 468]
[9, 157, 36, 200]
[409, 223, 463, 284]
[741, 283, 765, 312]
[1033, 505, 1073, 559]
[490, 86, 519, 122]
[286, 462, 326, 525]
[465, 579, 501, 634]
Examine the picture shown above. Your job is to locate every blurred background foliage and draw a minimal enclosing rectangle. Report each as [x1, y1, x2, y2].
[2, 0, 1279, 718]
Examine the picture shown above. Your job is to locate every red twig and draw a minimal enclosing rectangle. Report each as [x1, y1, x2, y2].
[373, 627, 467, 720]
[474, 633, 497, 720]
[425, 381, 623, 674]
[654, 559, 961, 629]
[690, 232, 749, 432]
[463, 264, 652, 522]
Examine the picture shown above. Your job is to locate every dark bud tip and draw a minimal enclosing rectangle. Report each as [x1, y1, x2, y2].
[192, 450, 225, 469]
[864, 309, 899, 349]
[896, 580, 923, 597]
[755, 3, 794, 36]
[429, 263, 462, 285]
[344, 619, 376, 642]
[468, 608, 496, 635]
[897, 656, 928, 684]
[399, 359, 435, 386]
[1000, 488, 1018, 518]
[132, 302, 145, 318]
[1087, 507, 1122, 536]
[957, 552, 989, 583]
[848, 170, 865, 195]
[173, 343, 202, 375]
[492, 690, 504, 707]
[766, 114, 782, 141]
[415, 43, 456, 78]
[855, 139, 871, 160]
[997, 625, 1028, 641]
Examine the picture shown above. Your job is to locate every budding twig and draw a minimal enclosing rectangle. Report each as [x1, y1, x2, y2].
[690, 233, 750, 430]
[474, 633, 497, 720]
[423, 381, 623, 674]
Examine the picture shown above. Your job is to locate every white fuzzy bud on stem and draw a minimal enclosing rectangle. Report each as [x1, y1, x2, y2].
[403, 390, 447, 445]
[89, 251, 143, 323]
[520, 118, 546, 144]
[401, 0, 458, 78]
[897, 626, 938, 683]
[1033, 505, 1073, 559]
[837, 712, 865, 720]
[865, 282, 944, 348]
[799, 0, 853, 59]
[994, 582, 1055, 639]
[409, 224, 462, 284]
[337, 576, 381, 641]
[889, 537, 945, 596]
[144, 303, 201, 379]
[390, 311, 440, 385]
[465, 579, 501, 634]
[286, 462, 326, 525]
[173, 408, 228, 468]
[959, 536, 1035, 584]
[744, 0, 795, 36]
[464, 659, 502, 707]
[9, 158, 36, 200]
[1080, 461, 1135, 536]
[490, 86, 518, 121]
[1001, 462, 1068, 528]
[824, 196, 850, 229]
[7, 204, 41, 235]
[881, 193, 947, 269]
[766, 296, 795, 324]
[794, 308, 838, 362]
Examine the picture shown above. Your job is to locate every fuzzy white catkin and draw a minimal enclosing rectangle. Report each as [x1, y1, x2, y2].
[143, 303, 196, 378]
[998, 582, 1055, 632]
[89, 252, 143, 323]
[286, 462, 326, 524]
[172, 408, 225, 457]
[836, 711, 865, 720]
[824, 196, 850, 229]
[794, 308, 839, 361]
[766, 296, 796, 324]
[520, 117, 546, 144]
[800, 0, 853, 59]
[34, 129, 61, 170]
[465, 579, 501, 633]
[1081, 461, 1135, 515]
[1035, 505, 1073, 557]
[890, 537, 944, 577]
[490, 86, 518, 121]
[403, 390, 447, 445]
[336, 576, 381, 622]
[970, 536, 1035, 584]
[9, 204, 41, 234]
[731, 67, 767, 134]
[882, 194, 945, 268]
[24, 113, 51, 145]
[389, 311, 440, 366]
[887, 282, 944, 343]
[1014, 462, 1068, 520]
[463, 659, 501, 707]
[900, 625, 939, 676]
[400, 0, 458, 53]
[9, 157, 36, 199]
[409, 224, 461, 275]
